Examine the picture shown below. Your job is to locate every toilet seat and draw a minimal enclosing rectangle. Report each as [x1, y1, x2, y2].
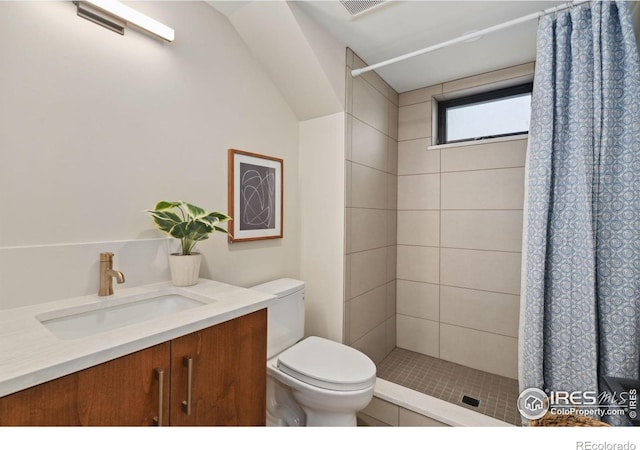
[276, 336, 376, 392]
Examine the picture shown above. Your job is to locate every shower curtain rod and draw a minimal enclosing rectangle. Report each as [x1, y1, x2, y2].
[351, 0, 591, 77]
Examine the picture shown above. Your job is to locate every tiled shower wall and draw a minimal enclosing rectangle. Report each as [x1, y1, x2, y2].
[395, 63, 534, 379]
[344, 49, 399, 364]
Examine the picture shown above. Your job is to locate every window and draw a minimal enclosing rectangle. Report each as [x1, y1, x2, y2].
[437, 83, 533, 145]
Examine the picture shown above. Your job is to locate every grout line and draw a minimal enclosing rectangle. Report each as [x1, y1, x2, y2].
[398, 136, 433, 144]
[397, 208, 441, 212]
[397, 313, 520, 340]
[396, 243, 440, 249]
[351, 63, 398, 109]
[396, 244, 522, 255]
[348, 279, 396, 302]
[350, 159, 397, 176]
[438, 141, 442, 360]
[438, 283, 520, 298]
[348, 243, 396, 256]
[351, 115, 399, 144]
[348, 206, 399, 211]
[438, 283, 521, 297]
[397, 165, 525, 177]
[440, 165, 525, 174]
[440, 208, 524, 212]
[395, 278, 521, 297]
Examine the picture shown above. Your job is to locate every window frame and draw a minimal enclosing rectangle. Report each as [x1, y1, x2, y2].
[437, 82, 534, 145]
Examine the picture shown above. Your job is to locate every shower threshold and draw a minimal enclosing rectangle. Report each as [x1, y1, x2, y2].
[377, 348, 521, 426]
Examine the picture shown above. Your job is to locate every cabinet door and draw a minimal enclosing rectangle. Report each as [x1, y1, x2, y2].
[170, 309, 267, 426]
[0, 342, 170, 426]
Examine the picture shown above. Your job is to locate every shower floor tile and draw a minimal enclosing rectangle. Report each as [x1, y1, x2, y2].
[377, 348, 521, 426]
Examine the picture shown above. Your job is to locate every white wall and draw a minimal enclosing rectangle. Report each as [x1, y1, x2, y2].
[227, 1, 344, 120]
[0, 2, 300, 309]
[299, 113, 345, 341]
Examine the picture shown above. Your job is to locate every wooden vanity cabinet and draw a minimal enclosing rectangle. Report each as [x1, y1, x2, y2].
[170, 308, 267, 426]
[0, 309, 267, 426]
[0, 342, 171, 426]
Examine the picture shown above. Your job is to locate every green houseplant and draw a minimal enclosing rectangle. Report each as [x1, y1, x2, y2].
[147, 201, 231, 286]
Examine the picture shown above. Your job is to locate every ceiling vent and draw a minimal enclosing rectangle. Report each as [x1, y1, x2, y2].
[339, 1, 387, 18]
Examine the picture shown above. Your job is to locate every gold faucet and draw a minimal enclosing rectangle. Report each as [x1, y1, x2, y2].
[99, 252, 125, 296]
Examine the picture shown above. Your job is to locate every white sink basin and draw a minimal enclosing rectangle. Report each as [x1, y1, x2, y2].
[38, 294, 208, 340]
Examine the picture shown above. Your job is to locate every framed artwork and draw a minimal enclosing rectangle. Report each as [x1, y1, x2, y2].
[228, 149, 284, 243]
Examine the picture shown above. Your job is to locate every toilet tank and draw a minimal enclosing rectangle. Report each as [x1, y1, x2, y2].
[250, 278, 305, 359]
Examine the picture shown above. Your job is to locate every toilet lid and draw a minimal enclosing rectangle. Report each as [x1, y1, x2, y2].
[277, 336, 376, 391]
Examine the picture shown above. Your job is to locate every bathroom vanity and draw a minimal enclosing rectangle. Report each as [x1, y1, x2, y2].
[0, 279, 276, 426]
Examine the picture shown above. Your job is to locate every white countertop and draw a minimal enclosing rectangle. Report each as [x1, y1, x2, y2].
[0, 279, 276, 398]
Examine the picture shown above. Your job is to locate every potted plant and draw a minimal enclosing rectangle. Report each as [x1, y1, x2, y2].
[147, 201, 231, 286]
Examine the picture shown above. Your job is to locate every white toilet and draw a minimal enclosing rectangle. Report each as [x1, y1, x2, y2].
[251, 278, 376, 427]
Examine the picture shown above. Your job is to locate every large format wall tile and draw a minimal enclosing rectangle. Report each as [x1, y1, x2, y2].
[397, 210, 439, 247]
[397, 174, 440, 210]
[350, 247, 388, 298]
[441, 248, 522, 295]
[398, 101, 432, 140]
[441, 210, 523, 252]
[398, 142, 439, 175]
[388, 102, 399, 140]
[350, 208, 389, 252]
[440, 286, 520, 338]
[399, 85, 443, 107]
[391, 66, 530, 380]
[397, 315, 439, 357]
[397, 245, 439, 284]
[351, 321, 389, 364]
[352, 117, 388, 171]
[349, 285, 388, 342]
[442, 62, 534, 96]
[352, 163, 389, 209]
[399, 409, 448, 427]
[346, 51, 398, 359]
[386, 280, 397, 318]
[386, 245, 397, 282]
[387, 138, 398, 175]
[353, 76, 390, 134]
[387, 173, 398, 210]
[353, 54, 394, 104]
[441, 168, 524, 210]
[440, 138, 527, 172]
[387, 210, 397, 246]
[440, 324, 518, 379]
[361, 397, 399, 426]
[397, 280, 439, 322]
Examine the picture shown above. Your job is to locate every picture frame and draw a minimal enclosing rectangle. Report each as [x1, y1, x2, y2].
[228, 149, 284, 243]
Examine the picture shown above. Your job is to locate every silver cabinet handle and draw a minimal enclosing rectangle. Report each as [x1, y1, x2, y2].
[153, 368, 165, 426]
[181, 356, 193, 415]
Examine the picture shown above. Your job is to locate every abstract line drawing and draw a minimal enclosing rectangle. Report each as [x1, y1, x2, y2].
[228, 149, 283, 242]
[240, 163, 276, 230]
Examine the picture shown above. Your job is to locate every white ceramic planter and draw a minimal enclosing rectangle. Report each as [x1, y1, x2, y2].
[168, 253, 201, 287]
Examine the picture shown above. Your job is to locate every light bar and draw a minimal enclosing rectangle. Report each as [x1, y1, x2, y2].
[78, 0, 174, 42]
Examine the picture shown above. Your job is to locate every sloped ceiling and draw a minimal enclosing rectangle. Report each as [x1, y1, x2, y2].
[208, 1, 346, 120]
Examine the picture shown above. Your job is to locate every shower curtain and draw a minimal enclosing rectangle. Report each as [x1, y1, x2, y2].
[520, 0, 640, 422]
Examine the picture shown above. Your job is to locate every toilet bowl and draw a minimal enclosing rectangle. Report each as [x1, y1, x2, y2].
[251, 279, 376, 427]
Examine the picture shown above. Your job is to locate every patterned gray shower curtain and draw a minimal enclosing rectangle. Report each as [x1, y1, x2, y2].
[519, 0, 640, 424]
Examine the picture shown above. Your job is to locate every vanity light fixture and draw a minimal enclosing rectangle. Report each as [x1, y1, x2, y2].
[75, 0, 175, 42]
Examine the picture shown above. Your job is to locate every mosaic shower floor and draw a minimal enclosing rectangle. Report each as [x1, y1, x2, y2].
[377, 348, 521, 426]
